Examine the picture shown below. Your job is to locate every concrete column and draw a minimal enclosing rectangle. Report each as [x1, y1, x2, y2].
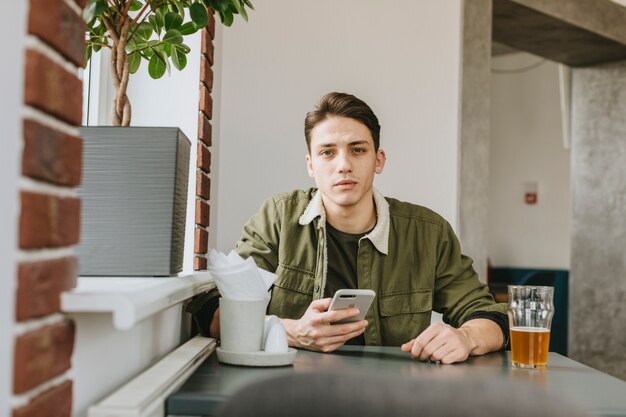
[459, 0, 492, 281]
[570, 60, 626, 380]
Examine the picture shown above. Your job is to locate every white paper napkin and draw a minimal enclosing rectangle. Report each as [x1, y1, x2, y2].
[207, 249, 276, 300]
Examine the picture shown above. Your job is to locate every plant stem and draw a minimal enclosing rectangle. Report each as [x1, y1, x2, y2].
[86, 41, 112, 49]
[103, 14, 132, 126]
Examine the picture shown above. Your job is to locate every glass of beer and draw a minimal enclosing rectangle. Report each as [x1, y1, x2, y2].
[508, 285, 554, 368]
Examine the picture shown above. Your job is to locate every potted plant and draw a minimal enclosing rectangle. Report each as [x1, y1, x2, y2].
[78, 0, 253, 276]
[84, 0, 252, 125]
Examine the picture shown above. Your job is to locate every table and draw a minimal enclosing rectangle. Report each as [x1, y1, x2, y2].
[167, 346, 626, 417]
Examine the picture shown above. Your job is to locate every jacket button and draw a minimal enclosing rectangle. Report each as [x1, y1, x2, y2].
[314, 284, 320, 292]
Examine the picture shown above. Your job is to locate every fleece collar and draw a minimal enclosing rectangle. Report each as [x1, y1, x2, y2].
[298, 188, 390, 255]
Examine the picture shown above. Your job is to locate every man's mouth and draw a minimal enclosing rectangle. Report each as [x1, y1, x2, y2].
[335, 180, 357, 188]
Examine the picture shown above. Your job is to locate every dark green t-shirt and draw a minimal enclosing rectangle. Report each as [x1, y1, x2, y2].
[324, 222, 373, 345]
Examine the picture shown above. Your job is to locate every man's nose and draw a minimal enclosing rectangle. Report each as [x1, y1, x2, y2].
[336, 151, 352, 172]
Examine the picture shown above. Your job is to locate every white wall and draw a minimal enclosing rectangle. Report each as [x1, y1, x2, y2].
[489, 53, 570, 269]
[0, 2, 26, 416]
[214, 0, 464, 250]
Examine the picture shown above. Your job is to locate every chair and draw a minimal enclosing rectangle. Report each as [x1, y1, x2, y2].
[217, 371, 591, 417]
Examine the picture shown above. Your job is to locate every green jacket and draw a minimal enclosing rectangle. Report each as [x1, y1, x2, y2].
[236, 188, 506, 346]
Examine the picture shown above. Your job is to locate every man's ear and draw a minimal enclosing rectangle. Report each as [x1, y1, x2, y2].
[305, 154, 314, 177]
[375, 149, 386, 174]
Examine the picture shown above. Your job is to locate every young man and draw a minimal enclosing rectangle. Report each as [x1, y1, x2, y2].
[203, 92, 508, 364]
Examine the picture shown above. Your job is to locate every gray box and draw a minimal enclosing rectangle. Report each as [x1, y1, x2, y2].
[78, 127, 190, 276]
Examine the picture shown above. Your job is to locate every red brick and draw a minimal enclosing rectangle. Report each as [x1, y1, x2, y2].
[194, 256, 207, 271]
[194, 228, 208, 254]
[13, 380, 72, 417]
[198, 114, 212, 147]
[200, 56, 214, 93]
[24, 50, 82, 126]
[208, 12, 215, 39]
[197, 144, 211, 173]
[28, 0, 86, 67]
[16, 257, 78, 321]
[13, 320, 75, 394]
[19, 192, 80, 249]
[201, 29, 214, 66]
[22, 119, 82, 187]
[195, 200, 210, 227]
[196, 171, 210, 200]
[199, 85, 212, 120]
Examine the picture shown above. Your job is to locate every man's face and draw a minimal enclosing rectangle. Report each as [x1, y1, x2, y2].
[306, 116, 385, 212]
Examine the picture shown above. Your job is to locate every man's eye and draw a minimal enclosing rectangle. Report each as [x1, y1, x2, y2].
[353, 147, 366, 153]
[320, 150, 334, 156]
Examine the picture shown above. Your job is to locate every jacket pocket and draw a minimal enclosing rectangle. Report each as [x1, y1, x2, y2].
[378, 289, 433, 346]
[268, 264, 315, 319]
[378, 289, 432, 316]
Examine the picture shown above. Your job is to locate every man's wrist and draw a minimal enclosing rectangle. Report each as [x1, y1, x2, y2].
[457, 325, 479, 354]
[460, 319, 503, 355]
[280, 318, 299, 348]
[209, 308, 220, 339]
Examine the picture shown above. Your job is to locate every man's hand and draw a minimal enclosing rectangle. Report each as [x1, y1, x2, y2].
[400, 319, 503, 364]
[280, 298, 367, 353]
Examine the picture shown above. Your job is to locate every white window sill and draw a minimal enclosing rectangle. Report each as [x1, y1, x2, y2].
[61, 273, 215, 330]
[88, 335, 216, 417]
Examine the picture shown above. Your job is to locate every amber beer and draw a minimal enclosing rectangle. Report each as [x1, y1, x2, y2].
[510, 326, 550, 368]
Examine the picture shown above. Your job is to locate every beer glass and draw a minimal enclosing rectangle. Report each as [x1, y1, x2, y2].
[507, 285, 554, 368]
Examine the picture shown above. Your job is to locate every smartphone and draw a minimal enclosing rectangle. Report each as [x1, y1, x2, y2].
[328, 289, 376, 324]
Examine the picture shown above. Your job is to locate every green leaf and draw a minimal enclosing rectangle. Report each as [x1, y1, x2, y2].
[148, 52, 167, 79]
[128, 52, 141, 74]
[161, 48, 172, 75]
[129, 0, 143, 11]
[243, 0, 254, 11]
[237, 0, 248, 21]
[172, 0, 185, 16]
[155, 9, 165, 33]
[179, 22, 198, 36]
[220, 9, 234, 26]
[213, 0, 230, 13]
[163, 29, 183, 45]
[164, 12, 183, 30]
[231, 0, 245, 19]
[95, 23, 107, 36]
[93, 43, 102, 52]
[148, 15, 159, 33]
[135, 21, 153, 41]
[126, 37, 148, 53]
[190, 2, 209, 27]
[178, 43, 191, 54]
[172, 46, 187, 71]
[83, 0, 107, 22]
[158, 4, 170, 14]
[163, 43, 172, 57]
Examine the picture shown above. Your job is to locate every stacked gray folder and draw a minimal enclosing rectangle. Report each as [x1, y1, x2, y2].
[78, 127, 190, 276]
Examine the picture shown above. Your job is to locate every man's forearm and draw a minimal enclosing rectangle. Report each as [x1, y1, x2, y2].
[459, 318, 505, 355]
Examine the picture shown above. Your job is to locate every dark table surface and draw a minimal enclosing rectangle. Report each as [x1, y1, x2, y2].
[167, 346, 626, 417]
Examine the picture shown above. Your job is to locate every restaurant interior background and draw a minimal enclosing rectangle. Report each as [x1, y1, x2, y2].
[2, 1, 625, 416]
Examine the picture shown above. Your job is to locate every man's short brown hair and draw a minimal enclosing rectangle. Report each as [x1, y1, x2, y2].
[304, 92, 381, 152]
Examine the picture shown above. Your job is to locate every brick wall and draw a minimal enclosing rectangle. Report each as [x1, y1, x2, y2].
[11, 0, 85, 416]
[194, 10, 215, 271]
